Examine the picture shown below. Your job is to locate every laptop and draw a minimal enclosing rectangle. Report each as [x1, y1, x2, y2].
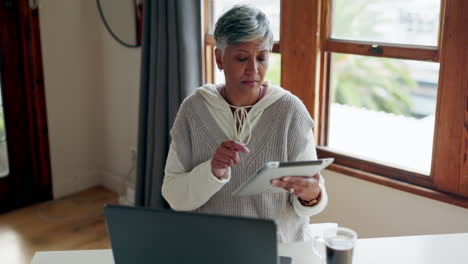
[104, 204, 292, 264]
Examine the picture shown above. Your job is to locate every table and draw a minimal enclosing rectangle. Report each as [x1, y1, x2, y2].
[279, 232, 468, 264]
[32, 233, 468, 264]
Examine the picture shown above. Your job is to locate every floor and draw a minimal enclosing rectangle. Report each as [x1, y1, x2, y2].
[0, 186, 117, 264]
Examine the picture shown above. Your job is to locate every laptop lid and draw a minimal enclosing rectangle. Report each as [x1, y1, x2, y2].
[104, 205, 279, 264]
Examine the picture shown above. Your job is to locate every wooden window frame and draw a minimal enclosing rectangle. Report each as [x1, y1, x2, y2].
[281, 0, 468, 208]
[203, 0, 468, 208]
[203, 0, 213, 84]
[317, 0, 438, 192]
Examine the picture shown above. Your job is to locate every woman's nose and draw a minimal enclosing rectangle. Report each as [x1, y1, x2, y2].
[245, 58, 258, 74]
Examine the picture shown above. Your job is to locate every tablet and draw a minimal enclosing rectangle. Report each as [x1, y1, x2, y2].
[232, 158, 334, 196]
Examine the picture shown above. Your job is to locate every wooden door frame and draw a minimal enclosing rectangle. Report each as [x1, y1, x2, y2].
[0, 0, 52, 212]
[20, 0, 53, 201]
[19, 0, 52, 199]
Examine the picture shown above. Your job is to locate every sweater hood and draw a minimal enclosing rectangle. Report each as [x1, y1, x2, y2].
[195, 81, 291, 116]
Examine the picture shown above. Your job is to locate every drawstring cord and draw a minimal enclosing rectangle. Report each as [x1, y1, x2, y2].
[219, 83, 267, 145]
[227, 104, 253, 145]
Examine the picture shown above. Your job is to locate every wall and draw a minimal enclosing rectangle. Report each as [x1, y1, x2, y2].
[39, 0, 104, 198]
[97, 8, 140, 197]
[313, 170, 468, 238]
[39, 0, 140, 198]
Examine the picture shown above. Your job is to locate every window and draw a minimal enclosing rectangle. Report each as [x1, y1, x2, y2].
[280, 0, 468, 204]
[0, 80, 9, 178]
[326, 0, 441, 175]
[204, 0, 468, 205]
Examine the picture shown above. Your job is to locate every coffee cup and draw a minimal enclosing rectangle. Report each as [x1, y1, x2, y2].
[312, 226, 357, 264]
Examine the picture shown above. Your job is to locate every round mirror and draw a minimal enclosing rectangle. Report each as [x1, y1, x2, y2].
[97, 0, 143, 48]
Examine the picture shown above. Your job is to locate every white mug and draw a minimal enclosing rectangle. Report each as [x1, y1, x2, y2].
[313, 227, 357, 264]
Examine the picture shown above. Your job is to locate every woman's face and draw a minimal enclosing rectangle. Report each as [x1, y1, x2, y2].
[215, 41, 270, 92]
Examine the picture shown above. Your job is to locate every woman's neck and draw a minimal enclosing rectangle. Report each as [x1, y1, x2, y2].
[222, 85, 264, 107]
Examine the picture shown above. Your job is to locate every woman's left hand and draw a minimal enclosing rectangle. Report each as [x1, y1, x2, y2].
[271, 174, 321, 202]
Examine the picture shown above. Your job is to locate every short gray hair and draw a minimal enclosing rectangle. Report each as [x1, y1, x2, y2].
[214, 5, 274, 54]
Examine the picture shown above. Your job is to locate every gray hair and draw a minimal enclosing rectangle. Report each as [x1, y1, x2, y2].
[214, 5, 274, 54]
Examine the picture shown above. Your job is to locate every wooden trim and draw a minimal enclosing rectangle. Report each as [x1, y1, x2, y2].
[325, 39, 439, 62]
[0, 0, 52, 211]
[316, 0, 331, 145]
[317, 147, 433, 188]
[326, 163, 468, 210]
[205, 33, 215, 46]
[280, 0, 321, 118]
[272, 42, 280, 53]
[320, 0, 332, 47]
[135, 0, 143, 46]
[205, 45, 214, 84]
[203, 0, 210, 83]
[437, 0, 447, 49]
[432, 0, 468, 197]
[430, 0, 447, 188]
[0, 0, 34, 210]
[18, 1, 52, 200]
[317, 53, 330, 146]
[203, 0, 210, 35]
[462, 96, 468, 194]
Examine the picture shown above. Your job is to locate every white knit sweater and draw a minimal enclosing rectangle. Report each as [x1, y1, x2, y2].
[162, 84, 328, 218]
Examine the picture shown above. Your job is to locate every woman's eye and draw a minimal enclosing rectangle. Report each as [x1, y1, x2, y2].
[237, 57, 248, 62]
[257, 57, 266, 62]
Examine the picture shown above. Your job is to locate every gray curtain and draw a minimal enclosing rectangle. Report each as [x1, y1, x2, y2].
[136, 0, 203, 208]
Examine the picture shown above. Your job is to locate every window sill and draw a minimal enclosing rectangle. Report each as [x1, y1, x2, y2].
[325, 163, 468, 210]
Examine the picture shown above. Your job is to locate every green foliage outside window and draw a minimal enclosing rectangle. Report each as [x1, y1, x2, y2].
[265, 53, 281, 86]
[264, 0, 417, 116]
[331, 0, 417, 117]
[331, 54, 417, 116]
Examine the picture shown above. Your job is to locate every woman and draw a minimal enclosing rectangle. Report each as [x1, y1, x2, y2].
[162, 5, 327, 242]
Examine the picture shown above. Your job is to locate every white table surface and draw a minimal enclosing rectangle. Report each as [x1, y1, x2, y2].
[32, 232, 468, 264]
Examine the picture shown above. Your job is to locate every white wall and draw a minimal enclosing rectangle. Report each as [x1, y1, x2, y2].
[39, 0, 140, 198]
[97, 8, 140, 196]
[313, 170, 468, 238]
[39, 0, 104, 197]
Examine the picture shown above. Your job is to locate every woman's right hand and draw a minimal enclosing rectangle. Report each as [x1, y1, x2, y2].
[211, 141, 250, 179]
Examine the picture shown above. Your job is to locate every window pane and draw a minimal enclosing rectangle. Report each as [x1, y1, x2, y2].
[265, 53, 281, 86]
[212, 0, 280, 41]
[214, 52, 281, 87]
[328, 53, 439, 174]
[0, 83, 9, 178]
[331, 0, 441, 46]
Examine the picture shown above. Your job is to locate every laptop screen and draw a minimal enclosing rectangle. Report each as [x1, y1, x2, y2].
[105, 205, 279, 264]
